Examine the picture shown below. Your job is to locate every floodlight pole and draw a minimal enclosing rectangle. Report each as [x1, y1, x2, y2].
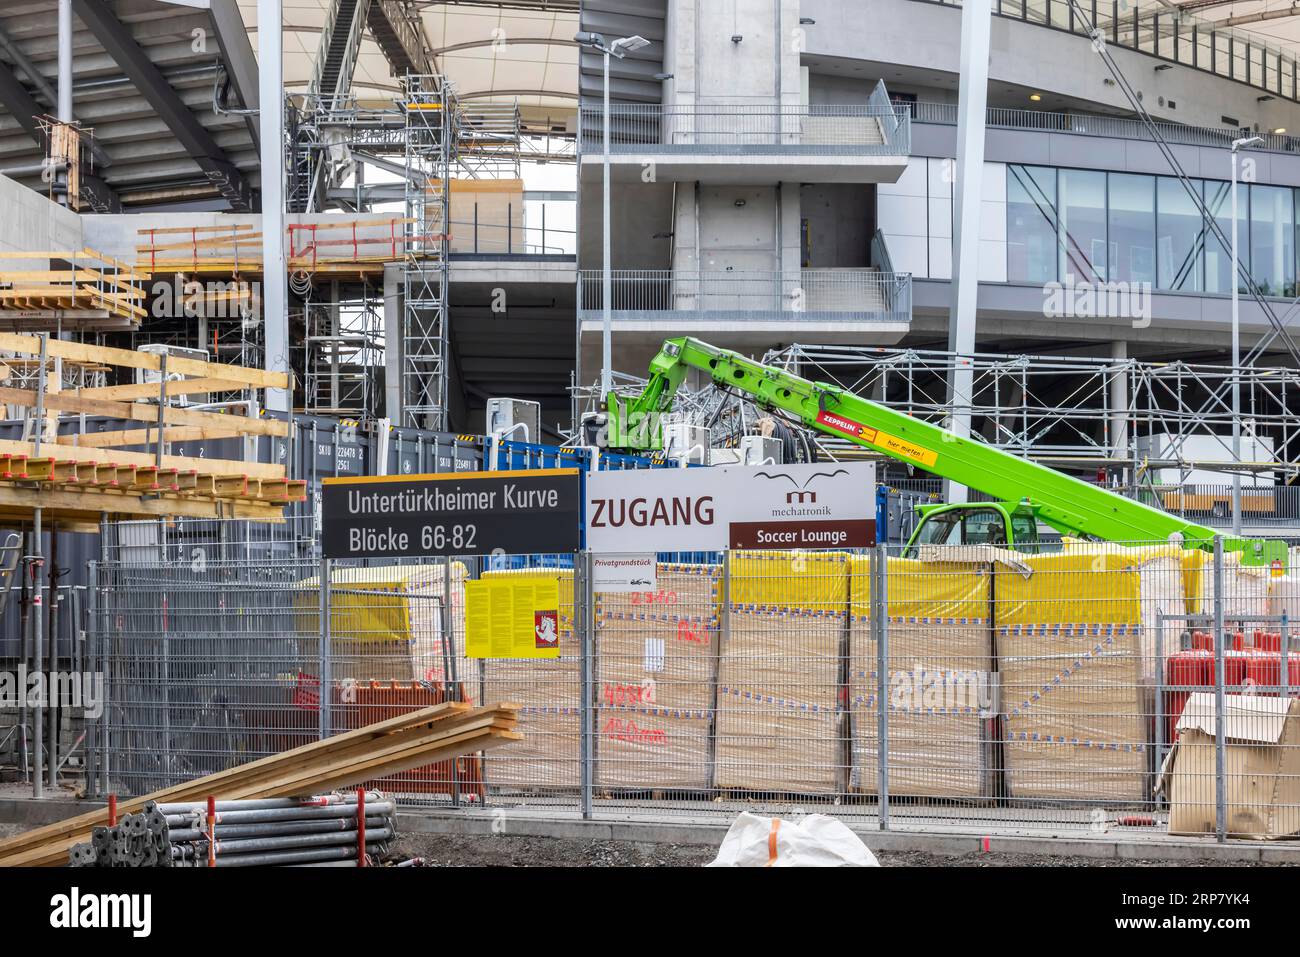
[1230, 136, 1262, 536]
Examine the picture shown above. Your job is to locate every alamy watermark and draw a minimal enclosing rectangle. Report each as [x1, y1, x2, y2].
[150, 276, 261, 322]
[0, 669, 105, 720]
[1043, 277, 1152, 328]
[889, 663, 995, 713]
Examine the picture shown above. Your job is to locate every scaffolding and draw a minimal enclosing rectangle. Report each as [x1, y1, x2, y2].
[402, 75, 452, 431]
[302, 279, 384, 418]
[759, 343, 1300, 486]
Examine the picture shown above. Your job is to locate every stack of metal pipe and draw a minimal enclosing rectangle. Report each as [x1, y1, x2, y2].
[69, 792, 396, 867]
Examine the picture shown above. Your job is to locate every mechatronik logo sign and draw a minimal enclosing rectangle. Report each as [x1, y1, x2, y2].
[755, 468, 849, 507]
[585, 463, 876, 552]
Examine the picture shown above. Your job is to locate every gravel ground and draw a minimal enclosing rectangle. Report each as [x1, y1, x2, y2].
[1, 818, 1289, 866]
[389, 832, 1288, 867]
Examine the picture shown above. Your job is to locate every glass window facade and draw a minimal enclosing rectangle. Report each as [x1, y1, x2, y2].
[1250, 185, 1295, 297]
[1108, 174, 1155, 285]
[1060, 169, 1107, 283]
[1007, 164, 1300, 297]
[1006, 165, 1057, 284]
[1156, 178, 1203, 292]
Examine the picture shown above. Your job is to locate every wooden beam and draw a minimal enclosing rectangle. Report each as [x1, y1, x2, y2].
[59, 425, 249, 449]
[0, 333, 290, 391]
[0, 386, 289, 438]
[76, 378, 245, 402]
[0, 438, 285, 482]
[0, 482, 285, 522]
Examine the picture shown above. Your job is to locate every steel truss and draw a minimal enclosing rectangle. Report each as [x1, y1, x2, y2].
[763, 343, 1300, 485]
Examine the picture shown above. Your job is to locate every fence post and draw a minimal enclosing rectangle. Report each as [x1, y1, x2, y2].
[1282, 612, 1291, 702]
[98, 564, 110, 797]
[1212, 535, 1226, 843]
[319, 556, 332, 740]
[873, 540, 889, 830]
[444, 553, 461, 808]
[579, 549, 594, 820]
[85, 563, 98, 799]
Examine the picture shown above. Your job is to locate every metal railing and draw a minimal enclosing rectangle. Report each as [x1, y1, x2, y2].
[913, 101, 1300, 154]
[87, 540, 1300, 841]
[577, 269, 913, 323]
[449, 214, 575, 257]
[920, 0, 1300, 104]
[578, 103, 911, 155]
[870, 229, 895, 273]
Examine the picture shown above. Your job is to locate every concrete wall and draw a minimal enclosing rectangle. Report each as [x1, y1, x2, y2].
[696, 184, 779, 271]
[669, 0, 801, 106]
[578, 180, 676, 269]
[800, 184, 873, 267]
[664, 0, 803, 277]
[0, 174, 83, 270]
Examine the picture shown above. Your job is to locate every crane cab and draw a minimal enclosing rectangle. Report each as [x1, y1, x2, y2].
[902, 501, 1045, 559]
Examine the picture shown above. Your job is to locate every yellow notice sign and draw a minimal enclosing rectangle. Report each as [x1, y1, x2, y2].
[465, 578, 561, 659]
[872, 430, 938, 468]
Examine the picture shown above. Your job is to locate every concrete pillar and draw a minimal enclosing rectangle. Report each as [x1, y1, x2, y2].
[779, 181, 802, 312]
[945, 0, 992, 504]
[383, 263, 403, 423]
[258, 0, 290, 414]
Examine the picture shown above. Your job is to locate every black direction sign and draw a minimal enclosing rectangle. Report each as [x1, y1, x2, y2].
[321, 468, 581, 559]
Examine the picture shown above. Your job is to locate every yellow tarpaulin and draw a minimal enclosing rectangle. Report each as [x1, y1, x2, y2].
[294, 564, 465, 644]
[728, 549, 850, 611]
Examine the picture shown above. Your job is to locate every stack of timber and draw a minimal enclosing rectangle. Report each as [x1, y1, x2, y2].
[0, 249, 145, 330]
[850, 553, 997, 801]
[594, 563, 720, 791]
[0, 702, 519, 867]
[714, 551, 850, 794]
[0, 332, 304, 529]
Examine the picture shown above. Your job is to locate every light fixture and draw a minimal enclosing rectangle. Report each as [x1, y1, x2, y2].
[1154, 63, 1173, 71]
[1273, 127, 1288, 135]
[574, 32, 650, 59]
[734, 199, 747, 207]
[1258, 94, 1275, 102]
[611, 35, 650, 56]
[654, 72, 674, 81]
[1029, 93, 1042, 102]
[799, 17, 816, 24]
[731, 34, 743, 43]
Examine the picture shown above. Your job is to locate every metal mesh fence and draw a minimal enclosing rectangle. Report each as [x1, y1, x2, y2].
[89, 540, 1300, 840]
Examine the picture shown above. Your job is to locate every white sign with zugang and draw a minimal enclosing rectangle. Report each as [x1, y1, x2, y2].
[584, 463, 876, 552]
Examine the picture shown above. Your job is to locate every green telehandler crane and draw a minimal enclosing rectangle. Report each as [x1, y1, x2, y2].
[597, 336, 1288, 568]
